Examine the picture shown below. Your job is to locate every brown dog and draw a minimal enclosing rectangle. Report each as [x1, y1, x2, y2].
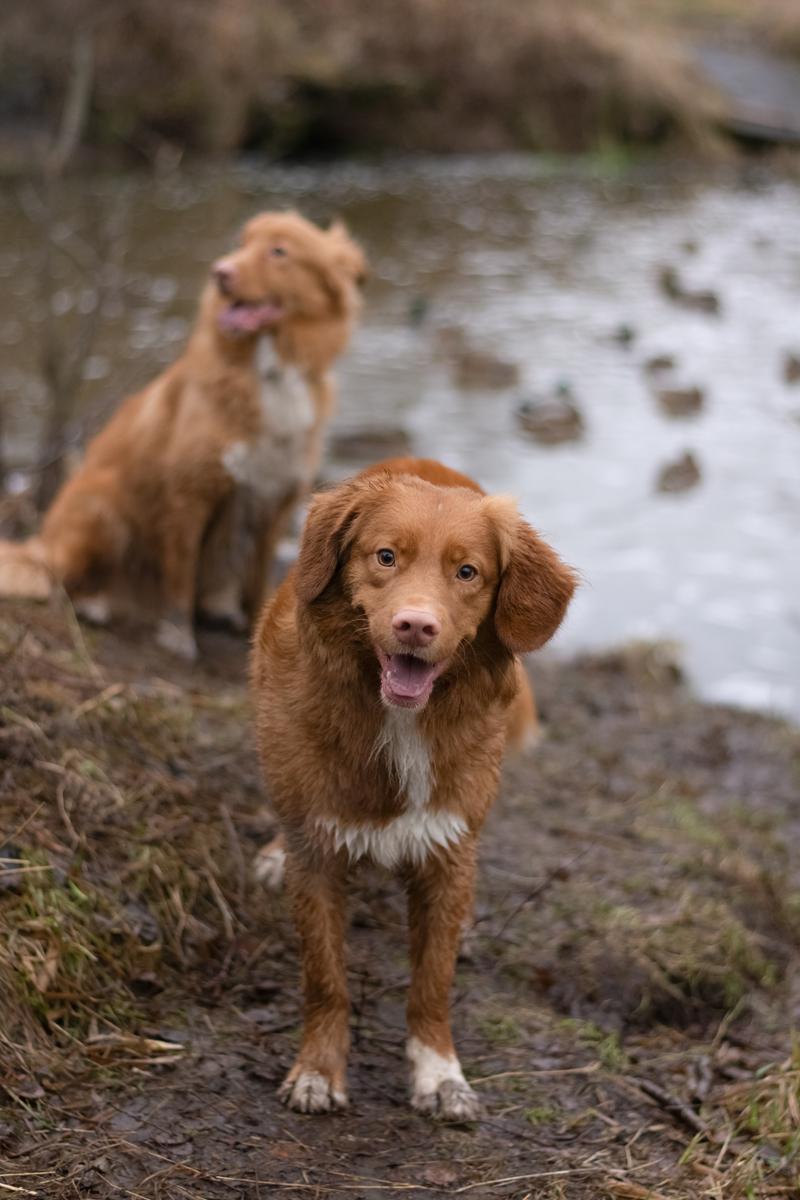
[253, 456, 541, 889]
[251, 461, 577, 1117]
[0, 211, 366, 659]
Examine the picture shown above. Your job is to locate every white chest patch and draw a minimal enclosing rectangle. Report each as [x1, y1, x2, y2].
[319, 806, 466, 869]
[374, 706, 432, 810]
[318, 709, 467, 869]
[221, 338, 315, 504]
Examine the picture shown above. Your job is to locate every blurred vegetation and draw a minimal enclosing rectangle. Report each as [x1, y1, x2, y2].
[5, 0, 798, 163]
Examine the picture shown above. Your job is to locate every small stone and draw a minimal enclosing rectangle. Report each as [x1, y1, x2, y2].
[423, 1162, 461, 1186]
[14, 1076, 45, 1099]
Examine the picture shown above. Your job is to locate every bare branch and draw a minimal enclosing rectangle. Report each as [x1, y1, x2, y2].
[46, 31, 95, 180]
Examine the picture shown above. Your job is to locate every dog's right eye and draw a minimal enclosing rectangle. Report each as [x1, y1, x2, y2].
[376, 549, 395, 567]
[270, 246, 287, 258]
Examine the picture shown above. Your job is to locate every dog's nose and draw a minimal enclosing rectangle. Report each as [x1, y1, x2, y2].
[392, 610, 441, 648]
[212, 259, 236, 295]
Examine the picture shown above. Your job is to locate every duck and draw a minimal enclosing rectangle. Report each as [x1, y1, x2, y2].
[656, 451, 701, 494]
[515, 383, 585, 445]
[434, 325, 520, 389]
[658, 266, 720, 315]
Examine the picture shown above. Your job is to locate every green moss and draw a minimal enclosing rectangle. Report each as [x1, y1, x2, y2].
[480, 1014, 519, 1045]
[525, 1106, 558, 1125]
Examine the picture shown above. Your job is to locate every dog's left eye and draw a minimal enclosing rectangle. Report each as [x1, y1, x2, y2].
[376, 549, 395, 567]
[457, 564, 477, 581]
[270, 246, 287, 258]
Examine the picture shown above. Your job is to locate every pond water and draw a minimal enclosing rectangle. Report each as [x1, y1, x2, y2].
[1, 157, 799, 720]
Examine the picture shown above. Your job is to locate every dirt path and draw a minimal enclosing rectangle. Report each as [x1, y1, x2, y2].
[1, 597, 799, 1198]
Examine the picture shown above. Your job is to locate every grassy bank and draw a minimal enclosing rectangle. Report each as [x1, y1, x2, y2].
[2, 595, 800, 1196]
[9, 1, 800, 164]
[0, 0, 740, 162]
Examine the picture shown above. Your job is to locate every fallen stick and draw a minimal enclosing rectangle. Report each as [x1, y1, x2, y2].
[626, 1076, 711, 1136]
[470, 1061, 601, 1085]
[602, 1182, 671, 1200]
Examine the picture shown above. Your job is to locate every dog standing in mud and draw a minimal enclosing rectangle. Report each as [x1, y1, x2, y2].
[0, 211, 366, 660]
[251, 461, 577, 1117]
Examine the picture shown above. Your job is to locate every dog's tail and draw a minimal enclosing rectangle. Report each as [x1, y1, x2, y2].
[505, 660, 541, 755]
[0, 538, 54, 599]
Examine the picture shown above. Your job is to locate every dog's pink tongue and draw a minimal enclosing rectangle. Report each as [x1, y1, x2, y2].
[386, 653, 438, 698]
[218, 303, 283, 333]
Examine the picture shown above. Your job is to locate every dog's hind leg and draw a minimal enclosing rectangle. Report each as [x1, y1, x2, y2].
[253, 833, 286, 891]
[73, 595, 112, 625]
[405, 841, 481, 1120]
[0, 538, 53, 599]
[39, 477, 129, 615]
[278, 851, 350, 1112]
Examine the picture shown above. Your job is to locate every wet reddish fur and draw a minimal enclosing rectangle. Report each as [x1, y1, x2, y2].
[252, 460, 577, 1103]
[0, 212, 366, 650]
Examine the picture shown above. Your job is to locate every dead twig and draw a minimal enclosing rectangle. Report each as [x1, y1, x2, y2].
[626, 1076, 712, 1137]
[219, 802, 246, 906]
[56, 585, 104, 684]
[493, 848, 591, 938]
[55, 779, 80, 850]
[202, 852, 236, 942]
[601, 1182, 671, 1200]
[470, 1061, 601, 1085]
[73, 683, 125, 720]
[45, 31, 94, 181]
[4, 803, 43, 845]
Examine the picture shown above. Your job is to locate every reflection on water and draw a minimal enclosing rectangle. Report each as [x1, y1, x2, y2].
[1, 158, 799, 719]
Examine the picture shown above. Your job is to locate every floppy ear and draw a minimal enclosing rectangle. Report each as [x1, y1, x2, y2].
[326, 221, 369, 289]
[294, 477, 371, 604]
[483, 495, 578, 654]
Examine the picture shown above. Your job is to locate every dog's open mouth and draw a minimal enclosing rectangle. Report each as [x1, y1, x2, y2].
[376, 648, 448, 709]
[218, 300, 284, 335]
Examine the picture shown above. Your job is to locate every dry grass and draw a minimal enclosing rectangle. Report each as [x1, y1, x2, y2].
[0, 0, 726, 159]
[0, 594, 277, 1097]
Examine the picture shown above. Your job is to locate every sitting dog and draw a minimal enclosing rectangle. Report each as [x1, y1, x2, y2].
[0, 211, 366, 660]
[251, 460, 577, 1117]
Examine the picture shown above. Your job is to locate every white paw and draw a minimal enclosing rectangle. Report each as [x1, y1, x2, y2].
[278, 1069, 347, 1113]
[198, 580, 247, 631]
[253, 844, 286, 890]
[414, 1078, 480, 1120]
[407, 1037, 480, 1120]
[198, 603, 248, 632]
[156, 618, 198, 661]
[74, 596, 110, 625]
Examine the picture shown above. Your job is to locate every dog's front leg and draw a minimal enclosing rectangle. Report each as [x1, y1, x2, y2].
[405, 842, 481, 1120]
[157, 496, 214, 660]
[279, 852, 350, 1112]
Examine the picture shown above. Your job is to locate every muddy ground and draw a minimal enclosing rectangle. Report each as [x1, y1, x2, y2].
[1, 594, 800, 1199]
